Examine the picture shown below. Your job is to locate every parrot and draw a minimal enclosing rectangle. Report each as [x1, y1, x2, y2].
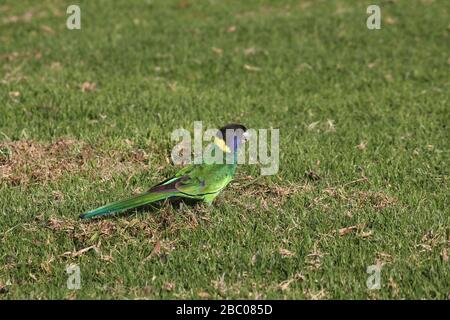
[79, 124, 248, 219]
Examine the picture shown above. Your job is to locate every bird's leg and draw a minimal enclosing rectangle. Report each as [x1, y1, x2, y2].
[203, 193, 218, 206]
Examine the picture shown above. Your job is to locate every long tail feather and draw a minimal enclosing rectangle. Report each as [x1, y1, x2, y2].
[80, 191, 177, 219]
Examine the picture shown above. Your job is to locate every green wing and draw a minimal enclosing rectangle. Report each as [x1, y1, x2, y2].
[81, 163, 237, 219]
[170, 164, 237, 201]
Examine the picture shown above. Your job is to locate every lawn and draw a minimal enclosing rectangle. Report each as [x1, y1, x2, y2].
[0, 0, 448, 299]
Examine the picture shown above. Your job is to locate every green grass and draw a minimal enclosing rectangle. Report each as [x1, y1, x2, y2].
[0, 0, 449, 299]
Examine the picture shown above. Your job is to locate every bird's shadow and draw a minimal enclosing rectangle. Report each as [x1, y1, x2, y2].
[81, 197, 203, 222]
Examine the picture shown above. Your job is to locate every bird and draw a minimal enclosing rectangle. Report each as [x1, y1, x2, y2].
[79, 124, 248, 219]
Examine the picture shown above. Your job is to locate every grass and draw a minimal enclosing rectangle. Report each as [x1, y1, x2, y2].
[0, 0, 449, 299]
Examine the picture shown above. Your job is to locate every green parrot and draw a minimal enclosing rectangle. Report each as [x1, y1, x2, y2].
[80, 124, 248, 219]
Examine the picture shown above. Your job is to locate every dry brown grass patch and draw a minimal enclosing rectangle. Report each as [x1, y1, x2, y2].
[310, 186, 398, 212]
[227, 177, 313, 211]
[0, 139, 150, 186]
[0, 139, 86, 185]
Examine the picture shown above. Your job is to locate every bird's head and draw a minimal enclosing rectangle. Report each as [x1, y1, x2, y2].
[215, 124, 249, 153]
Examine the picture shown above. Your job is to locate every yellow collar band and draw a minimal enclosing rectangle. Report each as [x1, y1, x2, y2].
[214, 137, 231, 153]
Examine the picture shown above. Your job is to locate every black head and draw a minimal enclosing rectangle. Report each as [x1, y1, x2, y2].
[218, 124, 247, 139]
[216, 124, 248, 152]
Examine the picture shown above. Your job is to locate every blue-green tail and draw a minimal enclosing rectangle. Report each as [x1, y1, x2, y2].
[80, 191, 176, 219]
